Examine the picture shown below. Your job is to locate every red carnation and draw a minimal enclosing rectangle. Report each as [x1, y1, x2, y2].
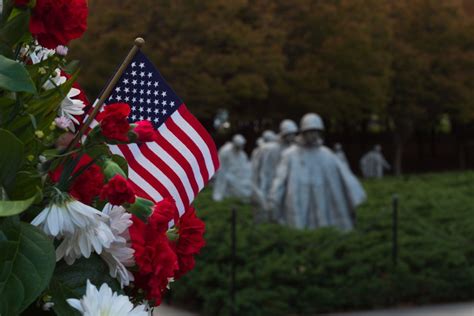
[129, 197, 179, 305]
[149, 198, 179, 231]
[71, 164, 104, 204]
[134, 120, 156, 142]
[30, 0, 88, 49]
[96, 103, 131, 142]
[100, 175, 136, 205]
[171, 206, 206, 279]
[50, 154, 104, 204]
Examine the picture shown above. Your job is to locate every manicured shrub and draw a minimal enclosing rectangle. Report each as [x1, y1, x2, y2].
[170, 172, 474, 315]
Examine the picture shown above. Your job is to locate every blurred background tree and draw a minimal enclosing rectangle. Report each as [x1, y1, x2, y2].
[71, 0, 474, 174]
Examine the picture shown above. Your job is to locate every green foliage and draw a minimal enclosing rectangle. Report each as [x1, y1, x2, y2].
[171, 172, 474, 315]
[0, 8, 31, 52]
[0, 54, 36, 93]
[0, 193, 37, 217]
[0, 219, 56, 315]
[0, 128, 24, 190]
[48, 254, 123, 316]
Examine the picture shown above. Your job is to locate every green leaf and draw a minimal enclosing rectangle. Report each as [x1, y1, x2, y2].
[0, 193, 37, 217]
[63, 60, 81, 74]
[5, 170, 43, 205]
[0, 128, 24, 190]
[0, 220, 56, 315]
[0, 9, 30, 48]
[0, 55, 36, 93]
[49, 254, 122, 316]
[6, 71, 78, 148]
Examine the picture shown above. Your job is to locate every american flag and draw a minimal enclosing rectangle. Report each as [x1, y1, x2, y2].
[89, 50, 219, 215]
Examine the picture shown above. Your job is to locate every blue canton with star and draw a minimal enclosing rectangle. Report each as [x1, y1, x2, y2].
[105, 51, 183, 129]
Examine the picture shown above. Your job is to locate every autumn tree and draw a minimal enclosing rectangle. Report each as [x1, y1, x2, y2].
[387, 0, 474, 174]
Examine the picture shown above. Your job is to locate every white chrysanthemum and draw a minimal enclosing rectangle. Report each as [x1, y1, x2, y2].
[43, 69, 85, 131]
[43, 68, 67, 90]
[67, 280, 148, 316]
[30, 45, 56, 64]
[56, 218, 115, 265]
[59, 87, 86, 127]
[31, 198, 105, 237]
[101, 204, 135, 287]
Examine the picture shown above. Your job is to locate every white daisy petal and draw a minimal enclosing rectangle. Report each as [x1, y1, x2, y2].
[100, 204, 135, 288]
[31, 198, 103, 237]
[68, 281, 148, 316]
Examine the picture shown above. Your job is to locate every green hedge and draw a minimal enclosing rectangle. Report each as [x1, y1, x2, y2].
[170, 172, 474, 315]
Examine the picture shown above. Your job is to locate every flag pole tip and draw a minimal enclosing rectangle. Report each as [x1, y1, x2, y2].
[134, 37, 145, 47]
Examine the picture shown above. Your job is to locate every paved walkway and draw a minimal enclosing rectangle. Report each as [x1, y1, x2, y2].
[329, 302, 474, 316]
[153, 302, 474, 315]
[153, 304, 198, 315]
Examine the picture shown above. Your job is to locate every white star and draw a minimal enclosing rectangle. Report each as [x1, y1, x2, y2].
[132, 97, 137, 102]
[140, 115, 144, 120]
[146, 117, 151, 121]
[131, 71, 137, 76]
[132, 114, 137, 120]
[124, 87, 130, 93]
[132, 80, 138, 85]
[139, 62, 145, 68]
[147, 99, 151, 104]
[115, 87, 121, 92]
[161, 100, 167, 106]
[133, 89, 137, 93]
[123, 79, 129, 84]
[116, 95, 122, 101]
[147, 82, 152, 87]
[154, 82, 159, 87]
[139, 107, 144, 112]
[146, 108, 151, 113]
[131, 106, 136, 111]
[161, 109, 167, 115]
[140, 80, 145, 85]
[154, 100, 159, 105]
[154, 117, 159, 123]
[170, 101, 175, 106]
[140, 72, 145, 77]
[139, 98, 144, 103]
[153, 91, 159, 96]
[125, 96, 130, 102]
[131, 62, 136, 68]
[161, 91, 167, 97]
[147, 72, 153, 78]
[146, 90, 151, 95]
[154, 108, 159, 114]
[139, 89, 144, 94]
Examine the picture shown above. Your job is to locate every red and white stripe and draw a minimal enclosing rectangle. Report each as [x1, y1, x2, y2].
[102, 104, 219, 215]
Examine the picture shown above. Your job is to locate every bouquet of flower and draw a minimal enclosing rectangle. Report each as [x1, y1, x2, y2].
[0, 1, 206, 315]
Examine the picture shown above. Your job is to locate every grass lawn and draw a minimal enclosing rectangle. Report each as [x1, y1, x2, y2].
[170, 171, 474, 315]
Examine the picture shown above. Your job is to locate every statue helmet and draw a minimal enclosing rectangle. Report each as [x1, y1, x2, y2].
[279, 119, 298, 136]
[262, 130, 277, 142]
[232, 134, 246, 147]
[300, 113, 324, 132]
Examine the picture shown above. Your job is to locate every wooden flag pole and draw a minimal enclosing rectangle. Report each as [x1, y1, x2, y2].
[66, 37, 146, 151]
